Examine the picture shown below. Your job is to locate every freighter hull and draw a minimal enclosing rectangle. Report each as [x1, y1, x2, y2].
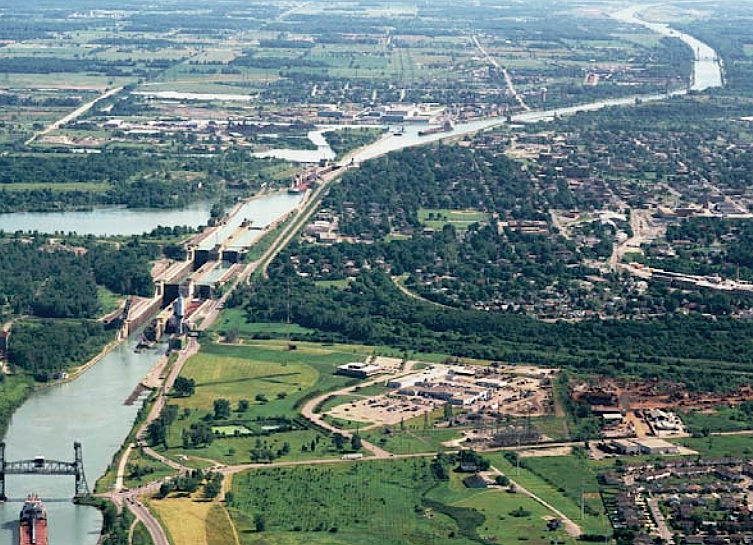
[19, 495, 48, 545]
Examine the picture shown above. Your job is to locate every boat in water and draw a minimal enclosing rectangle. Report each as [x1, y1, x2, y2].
[19, 494, 48, 545]
[418, 119, 454, 137]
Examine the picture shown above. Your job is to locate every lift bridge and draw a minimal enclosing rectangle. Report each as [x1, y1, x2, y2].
[0, 442, 89, 501]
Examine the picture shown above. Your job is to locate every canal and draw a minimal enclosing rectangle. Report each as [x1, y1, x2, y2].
[0, 9, 724, 544]
[0, 191, 304, 544]
[0, 338, 161, 545]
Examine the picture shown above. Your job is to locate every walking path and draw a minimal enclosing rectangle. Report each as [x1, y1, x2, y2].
[489, 465, 582, 537]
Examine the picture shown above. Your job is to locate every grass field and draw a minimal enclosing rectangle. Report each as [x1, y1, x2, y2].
[673, 434, 753, 458]
[212, 311, 316, 338]
[150, 497, 236, 545]
[228, 457, 577, 545]
[124, 447, 179, 489]
[486, 453, 611, 536]
[417, 208, 489, 231]
[680, 407, 753, 434]
[362, 427, 463, 454]
[426, 472, 579, 545]
[158, 342, 365, 464]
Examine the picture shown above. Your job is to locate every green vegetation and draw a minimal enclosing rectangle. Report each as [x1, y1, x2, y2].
[487, 453, 611, 536]
[124, 447, 178, 489]
[681, 403, 753, 434]
[132, 522, 155, 545]
[228, 457, 576, 545]
[674, 434, 753, 458]
[149, 342, 364, 464]
[0, 375, 33, 440]
[418, 208, 489, 232]
[519, 453, 605, 520]
[8, 319, 113, 378]
[325, 128, 386, 159]
[77, 497, 135, 545]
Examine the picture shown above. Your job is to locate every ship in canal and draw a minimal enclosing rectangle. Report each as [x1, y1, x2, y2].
[19, 494, 48, 545]
[417, 119, 454, 137]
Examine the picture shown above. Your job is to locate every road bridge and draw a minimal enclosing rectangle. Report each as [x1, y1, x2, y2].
[0, 442, 89, 501]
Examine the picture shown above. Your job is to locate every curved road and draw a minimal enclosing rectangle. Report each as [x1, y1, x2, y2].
[108, 8, 726, 543]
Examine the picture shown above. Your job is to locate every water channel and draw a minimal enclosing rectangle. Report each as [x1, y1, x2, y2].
[0, 9, 724, 544]
[0, 338, 161, 545]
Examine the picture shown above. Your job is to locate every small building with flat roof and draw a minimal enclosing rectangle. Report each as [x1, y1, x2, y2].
[633, 438, 680, 455]
[335, 362, 382, 378]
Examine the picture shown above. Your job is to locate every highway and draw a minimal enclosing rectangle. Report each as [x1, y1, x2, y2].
[25, 86, 124, 146]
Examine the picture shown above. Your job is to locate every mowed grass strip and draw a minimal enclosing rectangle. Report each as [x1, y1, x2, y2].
[160, 342, 361, 464]
[177, 353, 317, 412]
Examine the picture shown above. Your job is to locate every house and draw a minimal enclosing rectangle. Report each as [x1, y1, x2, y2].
[462, 474, 488, 489]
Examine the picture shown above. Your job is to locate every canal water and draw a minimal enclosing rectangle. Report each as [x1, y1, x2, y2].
[0, 11, 724, 544]
[0, 191, 305, 544]
[0, 338, 162, 545]
[0, 200, 215, 237]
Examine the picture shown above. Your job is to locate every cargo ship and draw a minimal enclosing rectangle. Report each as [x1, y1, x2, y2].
[19, 494, 48, 545]
[418, 119, 454, 137]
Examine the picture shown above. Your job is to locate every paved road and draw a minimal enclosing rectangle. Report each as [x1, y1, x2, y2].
[473, 35, 530, 111]
[647, 497, 674, 544]
[128, 496, 170, 545]
[25, 86, 123, 145]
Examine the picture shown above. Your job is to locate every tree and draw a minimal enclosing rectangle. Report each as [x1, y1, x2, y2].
[237, 399, 249, 412]
[333, 433, 346, 450]
[351, 434, 362, 451]
[146, 420, 166, 447]
[443, 402, 454, 422]
[172, 377, 195, 397]
[254, 514, 266, 532]
[214, 398, 231, 420]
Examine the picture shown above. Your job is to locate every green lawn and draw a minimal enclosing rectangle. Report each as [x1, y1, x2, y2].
[417, 208, 489, 231]
[673, 434, 753, 458]
[486, 453, 611, 536]
[362, 427, 463, 455]
[212, 310, 316, 337]
[124, 447, 178, 489]
[157, 342, 363, 464]
[426, 472, 578, 545]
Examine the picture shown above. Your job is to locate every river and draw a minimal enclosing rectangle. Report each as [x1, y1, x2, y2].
[0, 8, 724, 544]
[0, 192, 303, 238]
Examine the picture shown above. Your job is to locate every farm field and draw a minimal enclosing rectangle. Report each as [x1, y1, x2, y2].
[150, 497, 236, 545]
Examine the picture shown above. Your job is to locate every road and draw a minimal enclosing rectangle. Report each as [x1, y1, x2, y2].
[473, 35, 530, 111]
[609, 208, 660, 272]
[490, 465, 582, 537]
[647, 497, 674, 544]
[99, 11, 730, 541]
[297, 361, 420, 458]
[25, 86, 123, 145]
